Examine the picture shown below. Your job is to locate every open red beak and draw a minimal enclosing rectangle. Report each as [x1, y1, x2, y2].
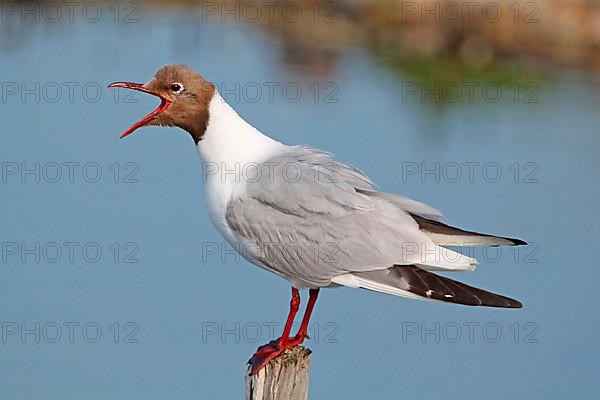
[107, 82, 172, 139]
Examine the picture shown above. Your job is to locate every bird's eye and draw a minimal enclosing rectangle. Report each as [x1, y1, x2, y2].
[171, 82, 184, 93]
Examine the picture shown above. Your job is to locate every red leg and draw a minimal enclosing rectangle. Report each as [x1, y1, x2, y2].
[248, 288, 301, 375]
[280, 288, 300, 344]
[289, 288, 319, 346]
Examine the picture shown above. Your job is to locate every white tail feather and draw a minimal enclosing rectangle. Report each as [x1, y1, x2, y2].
[413, 245, 478, 272]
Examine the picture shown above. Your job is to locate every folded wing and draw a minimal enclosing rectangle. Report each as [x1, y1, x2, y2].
[225, 146, 524, 293]
[333, 265, 522, 308]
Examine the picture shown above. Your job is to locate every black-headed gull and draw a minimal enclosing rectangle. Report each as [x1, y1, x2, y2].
[109, 64, 525, 374]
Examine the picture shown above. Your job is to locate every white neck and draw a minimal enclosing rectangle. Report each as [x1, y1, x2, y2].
[197, 91, 284, 166]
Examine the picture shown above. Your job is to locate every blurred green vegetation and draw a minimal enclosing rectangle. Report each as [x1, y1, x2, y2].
[375, 44, 550, 103]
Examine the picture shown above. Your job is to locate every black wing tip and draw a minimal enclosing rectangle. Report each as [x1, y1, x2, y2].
[385, 266, 524, 309]
[511, 300, 524, 308]
[410, 214, 528, 246]
[481, 296, 523, 309]
[438, 291, 523, 309]
[508, 238, 528, 246]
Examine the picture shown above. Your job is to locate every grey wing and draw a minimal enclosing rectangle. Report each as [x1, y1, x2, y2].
[225, 146, 475, 287]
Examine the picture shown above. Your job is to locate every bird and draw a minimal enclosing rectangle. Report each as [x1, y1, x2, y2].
[108, 64, 526, 375]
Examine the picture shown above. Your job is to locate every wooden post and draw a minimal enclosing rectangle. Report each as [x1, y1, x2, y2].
[246, 346, 312, 400]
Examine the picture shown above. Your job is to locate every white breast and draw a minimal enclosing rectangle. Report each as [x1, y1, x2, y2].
[197, 91, 287, 260]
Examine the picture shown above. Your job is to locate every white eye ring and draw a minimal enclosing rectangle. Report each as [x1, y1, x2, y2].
[171, 82, 184, 93]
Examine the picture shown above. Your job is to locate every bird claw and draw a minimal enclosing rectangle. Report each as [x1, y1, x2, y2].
[247, 335, 308, 375]
[248, 340, 289, 375]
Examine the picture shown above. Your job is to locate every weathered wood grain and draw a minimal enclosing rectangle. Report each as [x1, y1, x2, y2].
[246, 346, 311, 400]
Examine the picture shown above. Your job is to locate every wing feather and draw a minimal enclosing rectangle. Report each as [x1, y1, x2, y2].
[335, 266, 522, 308]
[225, 147, 476, 287]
